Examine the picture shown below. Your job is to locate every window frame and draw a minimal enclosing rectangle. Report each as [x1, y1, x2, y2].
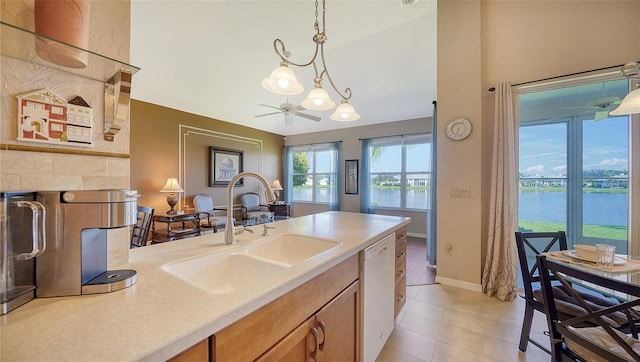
[366, 134, 431, 211]
[290, 143, 339, 204]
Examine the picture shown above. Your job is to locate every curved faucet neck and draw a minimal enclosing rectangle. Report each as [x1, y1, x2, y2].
[225, 172, 277, 245]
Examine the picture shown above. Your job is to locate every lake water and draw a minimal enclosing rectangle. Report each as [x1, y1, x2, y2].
[294, 188, 627, 227]
[518, 192, 628, 226]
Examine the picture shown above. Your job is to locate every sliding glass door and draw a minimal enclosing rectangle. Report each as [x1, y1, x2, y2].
[518, 78, 630, 253]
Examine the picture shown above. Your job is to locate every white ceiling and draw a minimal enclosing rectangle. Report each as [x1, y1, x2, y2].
[130, 0, 437, 136]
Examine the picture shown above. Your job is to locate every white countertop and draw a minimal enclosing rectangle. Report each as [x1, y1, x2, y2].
[1, 211, 410, 361]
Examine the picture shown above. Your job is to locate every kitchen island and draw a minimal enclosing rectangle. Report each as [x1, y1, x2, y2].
[1, 211, 410, 361]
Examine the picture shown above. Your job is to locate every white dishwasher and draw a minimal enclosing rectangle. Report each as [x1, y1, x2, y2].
[361, 233, 396, 362]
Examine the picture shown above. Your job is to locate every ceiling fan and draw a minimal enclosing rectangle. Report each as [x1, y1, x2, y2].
[255, 102, 321, 126]
[564, 83, 622, 121]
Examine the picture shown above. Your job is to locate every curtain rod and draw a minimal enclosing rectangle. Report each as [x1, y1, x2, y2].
[487, 63, 630, 92]
[283, 140, 342, 148]
[358, 131, 428, 141]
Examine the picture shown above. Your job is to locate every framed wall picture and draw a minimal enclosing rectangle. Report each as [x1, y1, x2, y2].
[210, 147, 243, 186]
[345, 159, 359, 195]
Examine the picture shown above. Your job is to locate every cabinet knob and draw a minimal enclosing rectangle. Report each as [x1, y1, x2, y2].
[397, 294, 405, 302]
[396, 252, 406, 258]
[397, 270, 406, 277]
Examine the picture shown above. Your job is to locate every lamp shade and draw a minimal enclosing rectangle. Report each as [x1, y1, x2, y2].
[330, 100, 360, 122]
[610, 87, 640, 116]
[271, 179, 283, 191]
[261, 63, 304, 95]
[160, 177, 183, 193]
[301, 86, 336, 110]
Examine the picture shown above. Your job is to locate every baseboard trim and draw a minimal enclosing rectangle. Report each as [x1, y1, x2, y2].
[435, 276, 483, 293]
[407, 232, 426, 239]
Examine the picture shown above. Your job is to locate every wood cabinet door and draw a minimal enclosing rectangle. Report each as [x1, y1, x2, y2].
[315, 280, 360, 362]
[256, 317, 315, 362]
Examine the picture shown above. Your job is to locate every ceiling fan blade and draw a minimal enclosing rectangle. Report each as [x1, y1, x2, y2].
[258, 104, 284, 111]
[290, 105, 305, 112]
[291, 111, 321, 122]
[254, 111, 282, 118]
[594, 110, 610, 121]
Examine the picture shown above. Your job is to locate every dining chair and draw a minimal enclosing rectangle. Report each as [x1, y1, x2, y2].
[537, 255, 640, 361]
[240, 192, 273, 223]
[515, 231, 569, 353]
[130, 205, 154, 248]
[193, 194, 235, 233]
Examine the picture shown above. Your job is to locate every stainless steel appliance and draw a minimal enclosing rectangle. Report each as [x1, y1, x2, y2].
[1, 192, 46, 314]
[36, 190, 138, 297]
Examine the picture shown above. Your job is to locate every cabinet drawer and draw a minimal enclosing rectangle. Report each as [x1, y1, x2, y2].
[395, 228, 407, 246]
[395, 257, 406, 284]
[395, 242, 406, 267]
[394, 276, 407, 318]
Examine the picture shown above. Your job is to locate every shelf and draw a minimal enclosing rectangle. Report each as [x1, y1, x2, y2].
[1, 21, 139, 82]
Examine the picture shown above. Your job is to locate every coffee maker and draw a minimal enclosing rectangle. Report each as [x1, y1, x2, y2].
[0, 192, 46, 314]
[36, 190, 138, 297]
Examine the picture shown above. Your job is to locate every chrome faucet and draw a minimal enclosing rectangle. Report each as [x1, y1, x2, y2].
[225, 172, 276, 245]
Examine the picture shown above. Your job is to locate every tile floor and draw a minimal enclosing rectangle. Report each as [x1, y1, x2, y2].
[378, 284, 551, 362]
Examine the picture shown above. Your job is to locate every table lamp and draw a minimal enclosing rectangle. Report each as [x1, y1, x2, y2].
[271, 179, 283, 200]
[160, 177, 183, 215]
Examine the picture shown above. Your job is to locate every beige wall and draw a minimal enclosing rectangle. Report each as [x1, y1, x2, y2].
[436, 0, 640, 290]
[285, 117, 431, 237]
[130, 100, 284, 221]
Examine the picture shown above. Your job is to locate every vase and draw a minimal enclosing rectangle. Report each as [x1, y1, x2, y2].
[34, 0, 90, 69]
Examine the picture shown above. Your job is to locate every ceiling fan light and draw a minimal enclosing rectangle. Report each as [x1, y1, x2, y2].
[610, 88, 640, 116]
[261, 63, 304, 95]
[301, 87, 335, 110]
[330, 100, 360, 122]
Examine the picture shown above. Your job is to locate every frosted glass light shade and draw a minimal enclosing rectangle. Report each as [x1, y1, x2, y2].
[610, 88, 640, 116]
[261, 63, 304, 95]
[330, 100, 360, 122]
[301, 87, 336, 110]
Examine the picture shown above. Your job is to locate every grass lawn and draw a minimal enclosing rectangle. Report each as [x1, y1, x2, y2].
[519, 220, 627, 241]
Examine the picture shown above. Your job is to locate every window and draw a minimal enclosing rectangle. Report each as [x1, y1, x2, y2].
[364, 134, 431, 210]
[288, 143, 339, 204]
[518, 77, 630, 253]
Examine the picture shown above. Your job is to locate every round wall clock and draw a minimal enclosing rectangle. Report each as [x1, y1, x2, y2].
[445, 118, 472, 141]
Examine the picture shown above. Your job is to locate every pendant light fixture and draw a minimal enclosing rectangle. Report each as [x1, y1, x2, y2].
[261, 0, 360, 121]
[610, 62, 640, 116]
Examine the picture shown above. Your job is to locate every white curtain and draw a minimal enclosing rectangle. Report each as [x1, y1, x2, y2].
[481, 82, 519, 302]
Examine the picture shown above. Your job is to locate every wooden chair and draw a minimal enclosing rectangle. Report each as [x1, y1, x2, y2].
[193, 194, 235, 233]
[515, 231, 569, 353]
[537, 255, 640, 361]
[130, 205, 154, 248]
[240, 192, 273, 223]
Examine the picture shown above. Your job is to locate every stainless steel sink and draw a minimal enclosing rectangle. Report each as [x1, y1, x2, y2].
[161, 233, 341, 294]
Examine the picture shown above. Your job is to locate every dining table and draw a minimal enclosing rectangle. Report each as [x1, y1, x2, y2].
[544, 249, 640, 299]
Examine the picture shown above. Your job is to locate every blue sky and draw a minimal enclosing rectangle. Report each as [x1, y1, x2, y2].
[519, 116, 629, 177]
